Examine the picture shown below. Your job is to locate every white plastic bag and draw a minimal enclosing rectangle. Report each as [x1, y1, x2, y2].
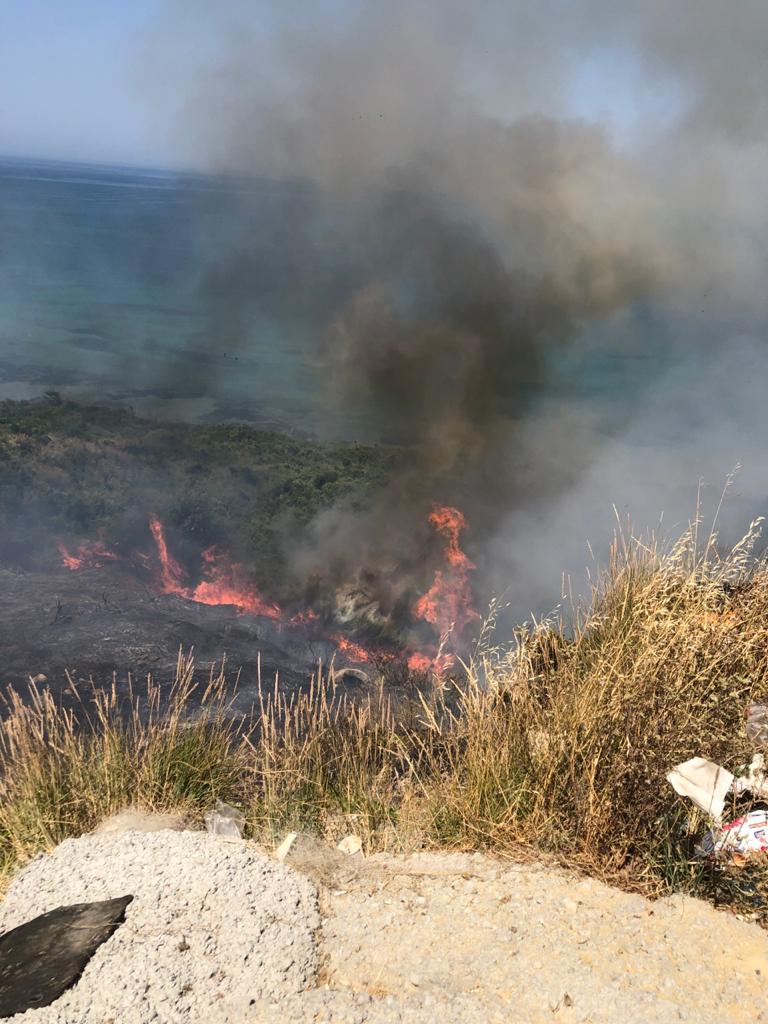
[204, 800, 244, 839]
[666, 757, 734, 824]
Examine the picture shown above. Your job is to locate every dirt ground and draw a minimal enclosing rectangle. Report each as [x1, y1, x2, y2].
[265, 838, 768, 1024]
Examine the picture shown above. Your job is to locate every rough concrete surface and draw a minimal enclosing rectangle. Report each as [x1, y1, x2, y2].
[0, 831, 319, 1023]
[2, 829, 768, 1023]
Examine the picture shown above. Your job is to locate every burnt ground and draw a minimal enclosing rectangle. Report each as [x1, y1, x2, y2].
[0, 401, 436, 715]
[0, 564, 355, 713]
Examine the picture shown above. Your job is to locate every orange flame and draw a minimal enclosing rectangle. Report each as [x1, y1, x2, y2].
[189, 546, 281, 619]
[147, 519, 281, 618]
[330, 633, 372, 664]
[58, 539, 119, 571]
[406, 651, 433, 673]
[148, 516, 187, 593]
[288, 608, 321, 627]
[408, 504, 478, 676]
[58, 507, 477, 678]
[407, 649, 457, 675]
[413, 504, 478, 638]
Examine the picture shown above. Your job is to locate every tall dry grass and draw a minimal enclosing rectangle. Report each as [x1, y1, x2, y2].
[0, 655, 242, 879]
[3, 514, 768, 913]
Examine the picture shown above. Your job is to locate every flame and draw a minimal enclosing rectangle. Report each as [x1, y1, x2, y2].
[148, 516, 187, 593]
[189, 546, 281, 619]
[147, 520, 281, 618]
[288, 608, 321, 627]
[407, 649, 457, 675]
[58, 539, 119, 571]
[330, 633, 372, 664]
[57, 505, 478, 678]
[408, 504, 478, 676]
[406, 651, 433, 673]
[413, 504, 479, 638]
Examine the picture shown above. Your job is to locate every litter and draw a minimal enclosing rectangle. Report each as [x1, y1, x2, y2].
[667, 708, 768, 862]
[274, 832, 298, 862]
[746, 704, 768, 747]
[0, 895, 133, 1017]
[204, 801, 244, 839]
[698, 811, 768, 862]
[733, 752, 768, 800]
[337, 835, 363, 856]
[666, 757, 734, 824]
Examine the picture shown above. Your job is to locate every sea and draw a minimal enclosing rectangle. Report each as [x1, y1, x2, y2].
[0, 154, 673, 443]
[0, 155, 337, 434]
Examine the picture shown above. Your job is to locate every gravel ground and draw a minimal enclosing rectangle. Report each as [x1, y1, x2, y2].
[2, 828, 768, 1023]
[0, 831, 319, 1023]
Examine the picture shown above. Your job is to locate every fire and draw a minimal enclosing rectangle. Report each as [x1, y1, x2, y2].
[288, 608, 320, 627]
[59, 517, 289, 622]
[189, 546, 281, 619]
[330, 634, 372, 664]
[406, 648, 457, 675]
[57, 539, 119, 571]
[406, 651, 433, 673]
[147, 519, 282, 619]
[413, 504, 479, 638]
[407, 504, 479, 676]
[148, 516, 187, 593]
[57, 503, 479, 678]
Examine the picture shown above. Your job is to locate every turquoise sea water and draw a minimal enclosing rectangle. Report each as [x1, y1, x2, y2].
[0, 156, 334, 433]
[0, 155, 673, 442]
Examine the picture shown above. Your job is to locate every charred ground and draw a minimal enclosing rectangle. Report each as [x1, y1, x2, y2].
[0, 398, 401, 691]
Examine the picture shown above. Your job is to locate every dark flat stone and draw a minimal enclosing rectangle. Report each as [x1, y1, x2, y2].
[0, 895, 133, 1017]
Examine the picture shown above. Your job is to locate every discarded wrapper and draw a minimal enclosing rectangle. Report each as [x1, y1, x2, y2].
[666, 757, 734, 824]
[733, 752, 768, 800]
[337, 835, 363, 856]
[746, 704, 768, 747]
[697, 811, 768, 862]
[274, 832, 298, 862]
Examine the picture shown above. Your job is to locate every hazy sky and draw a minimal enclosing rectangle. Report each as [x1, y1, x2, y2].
[0, 0, 683, 168]
[0, 1, 164, 164]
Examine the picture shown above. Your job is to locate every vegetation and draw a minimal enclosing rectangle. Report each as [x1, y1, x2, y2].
[3, 517, 768, 918]
[0, 398, 399, 586]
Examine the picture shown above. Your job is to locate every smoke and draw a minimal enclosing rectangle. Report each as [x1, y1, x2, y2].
[140, 0, 768, 621]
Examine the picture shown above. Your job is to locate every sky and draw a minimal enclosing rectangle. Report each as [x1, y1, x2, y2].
[0, 0, 174, 165]
[0, 0, 683, 169]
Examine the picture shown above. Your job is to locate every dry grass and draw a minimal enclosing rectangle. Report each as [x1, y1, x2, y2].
[3, 513, 768, 914]
[0, 656, 242, 882]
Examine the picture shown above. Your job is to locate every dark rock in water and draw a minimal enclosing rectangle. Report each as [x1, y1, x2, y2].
[0, 895, 133, 1017]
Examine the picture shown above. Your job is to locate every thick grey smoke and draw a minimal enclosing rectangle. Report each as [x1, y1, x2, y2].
[144, 0, 768, 621]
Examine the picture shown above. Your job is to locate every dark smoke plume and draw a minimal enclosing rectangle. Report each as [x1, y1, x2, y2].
[142, 0, 768, 620]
